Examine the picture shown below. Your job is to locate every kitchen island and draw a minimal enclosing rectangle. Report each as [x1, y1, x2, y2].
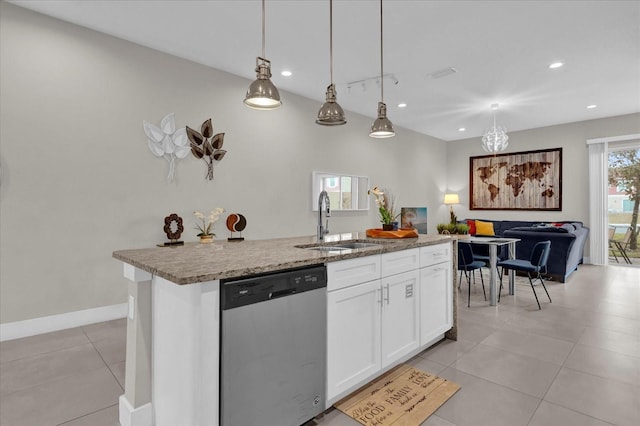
[113, 232, 456, 426]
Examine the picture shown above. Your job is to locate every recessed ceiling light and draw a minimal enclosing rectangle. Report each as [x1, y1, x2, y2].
[281, 70, 292, 77]
[397, 103, 407, 108]
[587, 104, 597, 109]
[458, 127, 466, 132]
[549, 62, 564, 69]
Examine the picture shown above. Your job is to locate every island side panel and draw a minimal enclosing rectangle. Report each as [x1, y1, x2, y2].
[120, 265, 153, 426]
[152, 276, 220, 426]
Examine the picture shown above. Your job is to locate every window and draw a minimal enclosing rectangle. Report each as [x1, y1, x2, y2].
[312, 172, 369, 211]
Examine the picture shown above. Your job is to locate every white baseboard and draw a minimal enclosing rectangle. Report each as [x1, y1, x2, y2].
[0, 303, 127, 342]
[119, 395, 152, 426]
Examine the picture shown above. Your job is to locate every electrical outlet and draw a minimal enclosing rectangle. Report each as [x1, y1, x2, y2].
[128, 295, 135, 320]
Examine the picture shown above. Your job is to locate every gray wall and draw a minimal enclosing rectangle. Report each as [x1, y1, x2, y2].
[0, 3, 447, 323]
[446, 113, 640, 255]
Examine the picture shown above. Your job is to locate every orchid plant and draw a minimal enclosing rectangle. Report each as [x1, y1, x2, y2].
[194, 208, 225, 237]
[369, 186, 400, 225]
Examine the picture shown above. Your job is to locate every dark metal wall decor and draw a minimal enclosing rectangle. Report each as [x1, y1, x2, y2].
[226, 213, 247, 241]
[186, 118, 227, 180]
[160, 213, 185, 246]
[470, 148, 562, 211]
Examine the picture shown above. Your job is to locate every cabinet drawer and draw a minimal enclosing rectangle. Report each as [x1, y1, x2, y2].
[327, 255, 381, 291]
[420, 243, 452, 267]
[381, 248, 419, 277]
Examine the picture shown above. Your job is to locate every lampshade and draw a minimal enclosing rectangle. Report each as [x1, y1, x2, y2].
[317, 84, 346, 125]
[244, 58, 281, 109]
[370, 0, 394, 138]
[316, 0, 346, 125]
[244, 0, 281, 110]
[369, 102, 394, 138]
[443, 193, 460, 205]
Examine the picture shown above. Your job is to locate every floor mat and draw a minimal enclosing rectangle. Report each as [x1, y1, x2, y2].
[334, 364, 460, 426]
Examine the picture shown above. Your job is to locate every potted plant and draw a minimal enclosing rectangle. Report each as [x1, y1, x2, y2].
[369, 186, 400, 230]
[194, 208, 225, 242]
[437, 223, 469, 236]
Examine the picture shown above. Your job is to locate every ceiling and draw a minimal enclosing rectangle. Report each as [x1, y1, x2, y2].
[9, 0, 640, 141]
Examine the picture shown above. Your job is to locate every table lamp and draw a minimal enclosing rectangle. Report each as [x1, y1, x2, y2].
[444, 193, 460, 225]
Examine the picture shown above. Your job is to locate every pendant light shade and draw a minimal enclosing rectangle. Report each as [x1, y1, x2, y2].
[317, 84, 346, 125]
[244, 0, 281, 110]
[317, 0, 346, 125]
[481, 103, 509, 152]
[369, 102, 395, 138]
[370, 0, 394, 138]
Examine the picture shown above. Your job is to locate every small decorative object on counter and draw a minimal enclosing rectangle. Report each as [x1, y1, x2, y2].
[143, 113, 190, 183]
[194, 208, 225, 243]
[186, 118, 227, 180]
[226, 213, 247, 241]
[369, 186, 400, 229]
[159, 213, 184, 247]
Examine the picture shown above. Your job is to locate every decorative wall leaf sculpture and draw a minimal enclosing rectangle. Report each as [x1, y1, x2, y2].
[186, 118, 227, 180]
[143, 113, 190, 182]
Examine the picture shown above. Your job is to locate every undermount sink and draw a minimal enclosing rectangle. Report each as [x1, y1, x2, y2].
[297, 241, 385, 251]
[331, 242, 381, 249]
[306, 246, 350, 252]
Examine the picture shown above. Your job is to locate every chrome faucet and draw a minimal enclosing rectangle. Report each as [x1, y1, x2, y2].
[317, 190, 331, 241]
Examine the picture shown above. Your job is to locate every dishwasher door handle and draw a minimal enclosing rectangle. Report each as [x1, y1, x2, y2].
[269, 288, 297, 299]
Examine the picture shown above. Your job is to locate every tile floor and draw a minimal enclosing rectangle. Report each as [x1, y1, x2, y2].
[1, 264, 639, 426]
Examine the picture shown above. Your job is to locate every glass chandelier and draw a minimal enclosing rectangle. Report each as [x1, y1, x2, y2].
[481, 103, 508, 152]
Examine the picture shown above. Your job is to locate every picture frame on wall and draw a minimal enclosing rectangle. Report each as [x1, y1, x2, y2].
[469, 148, 562, 211]
[401, 207, 428, 233]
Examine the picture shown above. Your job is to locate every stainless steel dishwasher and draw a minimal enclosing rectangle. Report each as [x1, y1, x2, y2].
[220, 265, 327, 426]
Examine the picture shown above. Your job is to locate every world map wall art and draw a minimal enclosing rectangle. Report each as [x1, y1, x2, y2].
[469, 148, 562, 211]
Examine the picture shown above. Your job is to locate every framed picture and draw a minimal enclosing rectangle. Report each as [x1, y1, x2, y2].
[401, 207, 428, 233]
[470, 148, 562, 210]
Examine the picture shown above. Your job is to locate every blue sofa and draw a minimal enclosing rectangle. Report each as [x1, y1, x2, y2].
[464, 220, 589, 283]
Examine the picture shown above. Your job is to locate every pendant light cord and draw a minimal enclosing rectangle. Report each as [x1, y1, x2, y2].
[380, 0, 384, 102]
[262, 0, 266, 58]
[329, 0, 334, 84]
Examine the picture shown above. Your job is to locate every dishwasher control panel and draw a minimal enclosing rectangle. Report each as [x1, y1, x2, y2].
[221, 265, 327, 310]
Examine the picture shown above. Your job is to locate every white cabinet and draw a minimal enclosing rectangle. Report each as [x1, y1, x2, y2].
[327, 250, 420, 403]
[381, 270, 420, 368]
[326, 243, 452, 405]
[419, 243, 453, 346]
[327, 279, 381, 399]
[419, 263, 452, 346]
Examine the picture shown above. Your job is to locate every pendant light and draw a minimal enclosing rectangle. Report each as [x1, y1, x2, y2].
[244, 0, 281, 110]
[481, 103, 509, 152]
[369, 0, 395, 138]
[316, 0, 346, 125]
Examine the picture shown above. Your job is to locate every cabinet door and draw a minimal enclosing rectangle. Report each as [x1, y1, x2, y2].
[380, 270, 420, 368]
[419, 263, 452, 346]
[327, 280, 382, 401]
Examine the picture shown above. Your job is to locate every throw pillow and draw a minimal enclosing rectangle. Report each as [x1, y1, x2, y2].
[466, 219, 477, 235]
[475, 220, 495, 236]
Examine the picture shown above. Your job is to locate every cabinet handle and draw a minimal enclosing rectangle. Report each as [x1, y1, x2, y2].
[377, 287, 382, 306]
[384, 284, 390, 304]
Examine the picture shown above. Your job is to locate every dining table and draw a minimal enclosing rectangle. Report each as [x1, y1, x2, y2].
[461, 236, 521, 306]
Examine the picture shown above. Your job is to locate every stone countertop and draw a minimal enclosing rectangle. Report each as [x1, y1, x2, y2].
[113, 232, 453, 285]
